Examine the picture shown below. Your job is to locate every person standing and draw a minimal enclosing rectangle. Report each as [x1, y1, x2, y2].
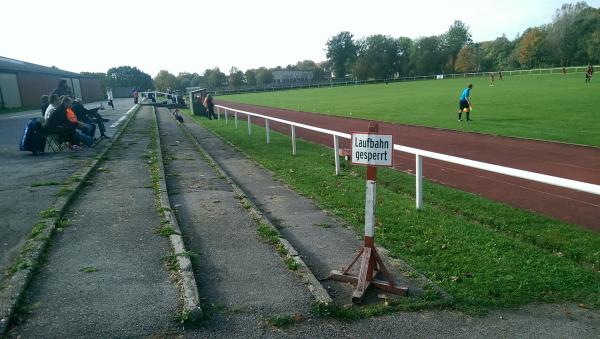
[204, 94, 217, 120]
[133, 89, 139, 104]
[490, 72, 495, 86]
[50, 79, 73, 98]
[457, 84, 473, 122]
[107, 89, 115, 109]
[498, 70, 503, 80]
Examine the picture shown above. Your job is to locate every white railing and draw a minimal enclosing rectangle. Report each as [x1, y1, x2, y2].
[214, 104, 600, 209]
[141, 90, 181, 104]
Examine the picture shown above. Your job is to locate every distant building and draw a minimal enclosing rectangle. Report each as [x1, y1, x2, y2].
[272, 70, 313, 84]
[0, 56, 104, 109]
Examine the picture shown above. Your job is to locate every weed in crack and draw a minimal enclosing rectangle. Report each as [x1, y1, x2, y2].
[39, 207, 58, 219]
[80, 266, 98, 273]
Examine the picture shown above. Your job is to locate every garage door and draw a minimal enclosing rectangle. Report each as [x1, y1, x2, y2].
[0, 73, 22, 108]
[72, 78, 82, 99]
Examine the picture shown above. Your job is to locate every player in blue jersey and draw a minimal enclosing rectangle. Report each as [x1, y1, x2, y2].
[458, 84, 473, 122]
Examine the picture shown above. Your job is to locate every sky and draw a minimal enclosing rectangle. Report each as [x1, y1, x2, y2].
[2, 0, 599, 77]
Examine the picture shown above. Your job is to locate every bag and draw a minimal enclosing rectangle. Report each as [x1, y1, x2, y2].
[19, 118, 46, 155]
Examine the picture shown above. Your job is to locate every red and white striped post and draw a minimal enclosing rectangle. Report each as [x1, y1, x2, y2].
[329, 121, 408, 304]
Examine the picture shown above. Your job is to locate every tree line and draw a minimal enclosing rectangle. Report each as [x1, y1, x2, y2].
[85, 2, 599, 92]
[327, 2, 599, 79]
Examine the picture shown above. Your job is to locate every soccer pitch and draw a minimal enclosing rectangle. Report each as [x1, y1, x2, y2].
[220, 73, 599, 147]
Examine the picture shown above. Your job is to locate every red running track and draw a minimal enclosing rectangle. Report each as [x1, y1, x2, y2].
[217, 101, 600, 232]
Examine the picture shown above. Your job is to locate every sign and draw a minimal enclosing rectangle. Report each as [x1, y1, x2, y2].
[351, 133, 393, 166]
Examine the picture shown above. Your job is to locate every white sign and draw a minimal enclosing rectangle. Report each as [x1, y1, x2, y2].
[351, 133, 394, 166]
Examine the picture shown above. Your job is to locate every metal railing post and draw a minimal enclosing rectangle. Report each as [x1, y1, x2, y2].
[265, 119, 270, 144]
[217, 107, 220, 120]
[291, 125, 297, 155]
[247, 115, 251, 135]
[235, 112, 238, 128]
[224, 109, 228, 124]
[416, 154, 423, 209]
[333, 135, 340, 175]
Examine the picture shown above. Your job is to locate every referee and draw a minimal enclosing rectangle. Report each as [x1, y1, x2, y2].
[458, 83, 473, 122]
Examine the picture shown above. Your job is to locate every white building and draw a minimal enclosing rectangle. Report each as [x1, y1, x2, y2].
[272, 70, 313, 83]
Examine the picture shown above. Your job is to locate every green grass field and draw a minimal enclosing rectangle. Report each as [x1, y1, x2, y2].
[186, 110, 600, 315]
[219, 73, 600, 146]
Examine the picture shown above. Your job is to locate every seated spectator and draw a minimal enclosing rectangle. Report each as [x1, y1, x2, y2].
[50, 79, 73, 98]
[65, 100, 96, 147]
[44, 94, 60, 120]
[72, 98, 110, 139]
[45, 96, 96, 149]
[44, 96, 79, 150]
[41, 95, 49, 117]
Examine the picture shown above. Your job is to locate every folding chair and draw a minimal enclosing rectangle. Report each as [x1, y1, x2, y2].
[44, 133, 67, 152]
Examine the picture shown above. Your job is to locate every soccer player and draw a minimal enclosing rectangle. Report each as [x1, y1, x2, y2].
[490, 72, 495, 86]
[458, 84, 473, 122]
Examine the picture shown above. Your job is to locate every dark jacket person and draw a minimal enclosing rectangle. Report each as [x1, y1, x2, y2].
[50, 79, 73, 98]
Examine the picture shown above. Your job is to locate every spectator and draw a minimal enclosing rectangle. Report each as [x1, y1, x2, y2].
[106, 89, 115, 109]
[133, 89, 139, 104]
[63, 96, 96, 147]
[204, 94, 217, 120]
[72, 98, 111, 139]
[50, 79, 73, 98]
[41, 95, 49, 117]
[44, 94, 60, 120]
[44, 96, 80, 150]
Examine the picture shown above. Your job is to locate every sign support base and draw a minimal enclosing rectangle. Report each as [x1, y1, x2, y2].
[329, 240, 408, 304]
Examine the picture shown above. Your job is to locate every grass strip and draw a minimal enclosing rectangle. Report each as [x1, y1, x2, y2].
[188, 111, 600, 313]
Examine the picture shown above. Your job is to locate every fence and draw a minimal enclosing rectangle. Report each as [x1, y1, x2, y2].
[212, 65, 598, 96]
[213, 104, 600, 210]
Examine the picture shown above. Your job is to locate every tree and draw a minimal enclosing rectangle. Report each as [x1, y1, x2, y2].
[412, 36, 444, 75]
[326, 31, 358, 78]
[588, 29, 600, 64]
[106, 66, 153, 90]
[397, 37, 414, 76]
[204, 68, 226, 89]
[547, 2, 591, 65]
[245, 70, 257, 87]
[153, 70, 178, 91]
[176, 72, 203, 91]
[295, 60, 317, 71]
[567, 7, 600, 65]
[229, 67, 245, 89]
[442, 20, 473, 72]
[353, 35, 401, 79]
[518, 28, 545, 68]
[255, 67, 273, 86]
[351, 58, 371, 80]
[454, 45, 479, 72]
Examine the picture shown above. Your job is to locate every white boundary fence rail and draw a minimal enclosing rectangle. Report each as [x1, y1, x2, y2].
[214, 104, 600, 209]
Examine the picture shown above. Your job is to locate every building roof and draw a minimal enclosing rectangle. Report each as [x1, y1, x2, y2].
[0, 56, 89, 78]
